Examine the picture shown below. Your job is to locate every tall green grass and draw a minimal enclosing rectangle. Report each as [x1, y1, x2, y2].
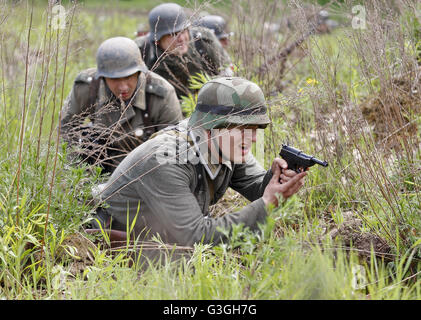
[0, 0, 420, 299]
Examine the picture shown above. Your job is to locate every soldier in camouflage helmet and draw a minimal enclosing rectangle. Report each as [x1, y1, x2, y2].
[61, 36, 183, 173]
[134, 3, 233, 99]
[93, 77, 307, 246]
[193, 15, 233, 49]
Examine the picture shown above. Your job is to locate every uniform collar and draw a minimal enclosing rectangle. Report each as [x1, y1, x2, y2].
[188, 126, 232, 180]
[97, 78, 110, 106]
[133, 72, 147, 111]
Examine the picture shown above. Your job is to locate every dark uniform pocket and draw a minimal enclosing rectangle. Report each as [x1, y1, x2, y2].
[194, 189, 209, 216]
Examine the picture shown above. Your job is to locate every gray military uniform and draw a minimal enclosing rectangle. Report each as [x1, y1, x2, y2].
[61, 68, 183, 172]
[97, 119, 273, 246]
[135, 26, 233, 99]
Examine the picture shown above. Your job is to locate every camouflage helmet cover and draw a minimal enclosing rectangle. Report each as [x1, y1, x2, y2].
[194, 15, 231, 39]
[188, 77, 271, 130]
[96, 37, 147, 79]
[148, 3, 191, 42]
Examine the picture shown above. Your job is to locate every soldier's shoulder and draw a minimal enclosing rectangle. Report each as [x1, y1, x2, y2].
[74, 68, 98, 85]
[135, 34, 157, 67]
[145, 71, 176, 98]
[134, 34, 150, 48]
[191, 26, 219, 43]
[69, 68, 97, 105]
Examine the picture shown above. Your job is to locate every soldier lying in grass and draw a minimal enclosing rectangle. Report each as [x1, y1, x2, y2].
[93, 77, 307, 246]
[135, 3, 233, 99]
[61, 37, 183, 173]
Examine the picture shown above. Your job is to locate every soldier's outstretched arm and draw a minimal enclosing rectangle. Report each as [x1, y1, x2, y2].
[130, 162, 268, 247]
[229, 155, 304, 204]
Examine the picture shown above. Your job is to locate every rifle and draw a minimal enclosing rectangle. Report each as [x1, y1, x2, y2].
[258, 10, 330, 76]
[279, 144, 328, 173]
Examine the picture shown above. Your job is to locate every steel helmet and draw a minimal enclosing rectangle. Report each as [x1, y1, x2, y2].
[194, 15, 232, 39]
[188, 77, 270, 130]
[96, 37, 147, 79]
[148, 3, 191, 42]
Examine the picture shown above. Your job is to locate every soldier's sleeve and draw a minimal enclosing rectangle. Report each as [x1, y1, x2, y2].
[229, 153, 272, 201]
[60, 71, 92, 140]
[147, 74, 183, 130]
[60, 85, 81, 139]
[132, 159, 268, 246]
[157, 84, 183, 127]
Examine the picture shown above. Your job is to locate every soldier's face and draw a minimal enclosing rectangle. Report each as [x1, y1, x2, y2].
[219, 37, 229, 48]
[158, 29, 190, 55]
[105, 72, 139, 101]
[209, 125, 258, 163]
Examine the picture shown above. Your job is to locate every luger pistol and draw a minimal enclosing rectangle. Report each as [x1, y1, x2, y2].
[279, 144, 328, 173]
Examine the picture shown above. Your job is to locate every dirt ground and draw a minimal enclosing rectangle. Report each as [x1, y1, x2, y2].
[360, 67, 421, 150]
[320, 210, 392, 262]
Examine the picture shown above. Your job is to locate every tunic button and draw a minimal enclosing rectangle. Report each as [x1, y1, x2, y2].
[135, 128, 144, 137]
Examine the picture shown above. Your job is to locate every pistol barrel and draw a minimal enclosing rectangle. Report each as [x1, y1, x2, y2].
[311, 157, 328, 167]
[280, 144, 328, 169]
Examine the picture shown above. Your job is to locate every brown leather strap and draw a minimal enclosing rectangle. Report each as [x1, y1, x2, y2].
[84, 228, 135, 248]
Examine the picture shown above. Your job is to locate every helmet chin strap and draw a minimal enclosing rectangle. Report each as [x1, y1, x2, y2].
[210, 129, 229, 164]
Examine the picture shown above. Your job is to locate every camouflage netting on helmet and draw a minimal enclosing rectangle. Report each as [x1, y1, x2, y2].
[188, 77, 271, 130]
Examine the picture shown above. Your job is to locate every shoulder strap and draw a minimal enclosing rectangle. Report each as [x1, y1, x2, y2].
[139, 71, 158, 140]
[148, 125, 207, 196]
[87, 77, 100, 112]
[142, 38, 158, 69]
[141, 92, 157, 140]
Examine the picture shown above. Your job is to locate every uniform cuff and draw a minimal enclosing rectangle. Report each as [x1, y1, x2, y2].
[251, 197, 268, 225]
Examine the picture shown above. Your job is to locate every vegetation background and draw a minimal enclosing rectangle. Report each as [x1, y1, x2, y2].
[0, 0, 420, 299]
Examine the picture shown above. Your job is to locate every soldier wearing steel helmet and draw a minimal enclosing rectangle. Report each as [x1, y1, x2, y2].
[93, 77, 307, 246]
[135, 3, 233, 99]
[193, 15, 233, 49]
[61, 36, 183, 173]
